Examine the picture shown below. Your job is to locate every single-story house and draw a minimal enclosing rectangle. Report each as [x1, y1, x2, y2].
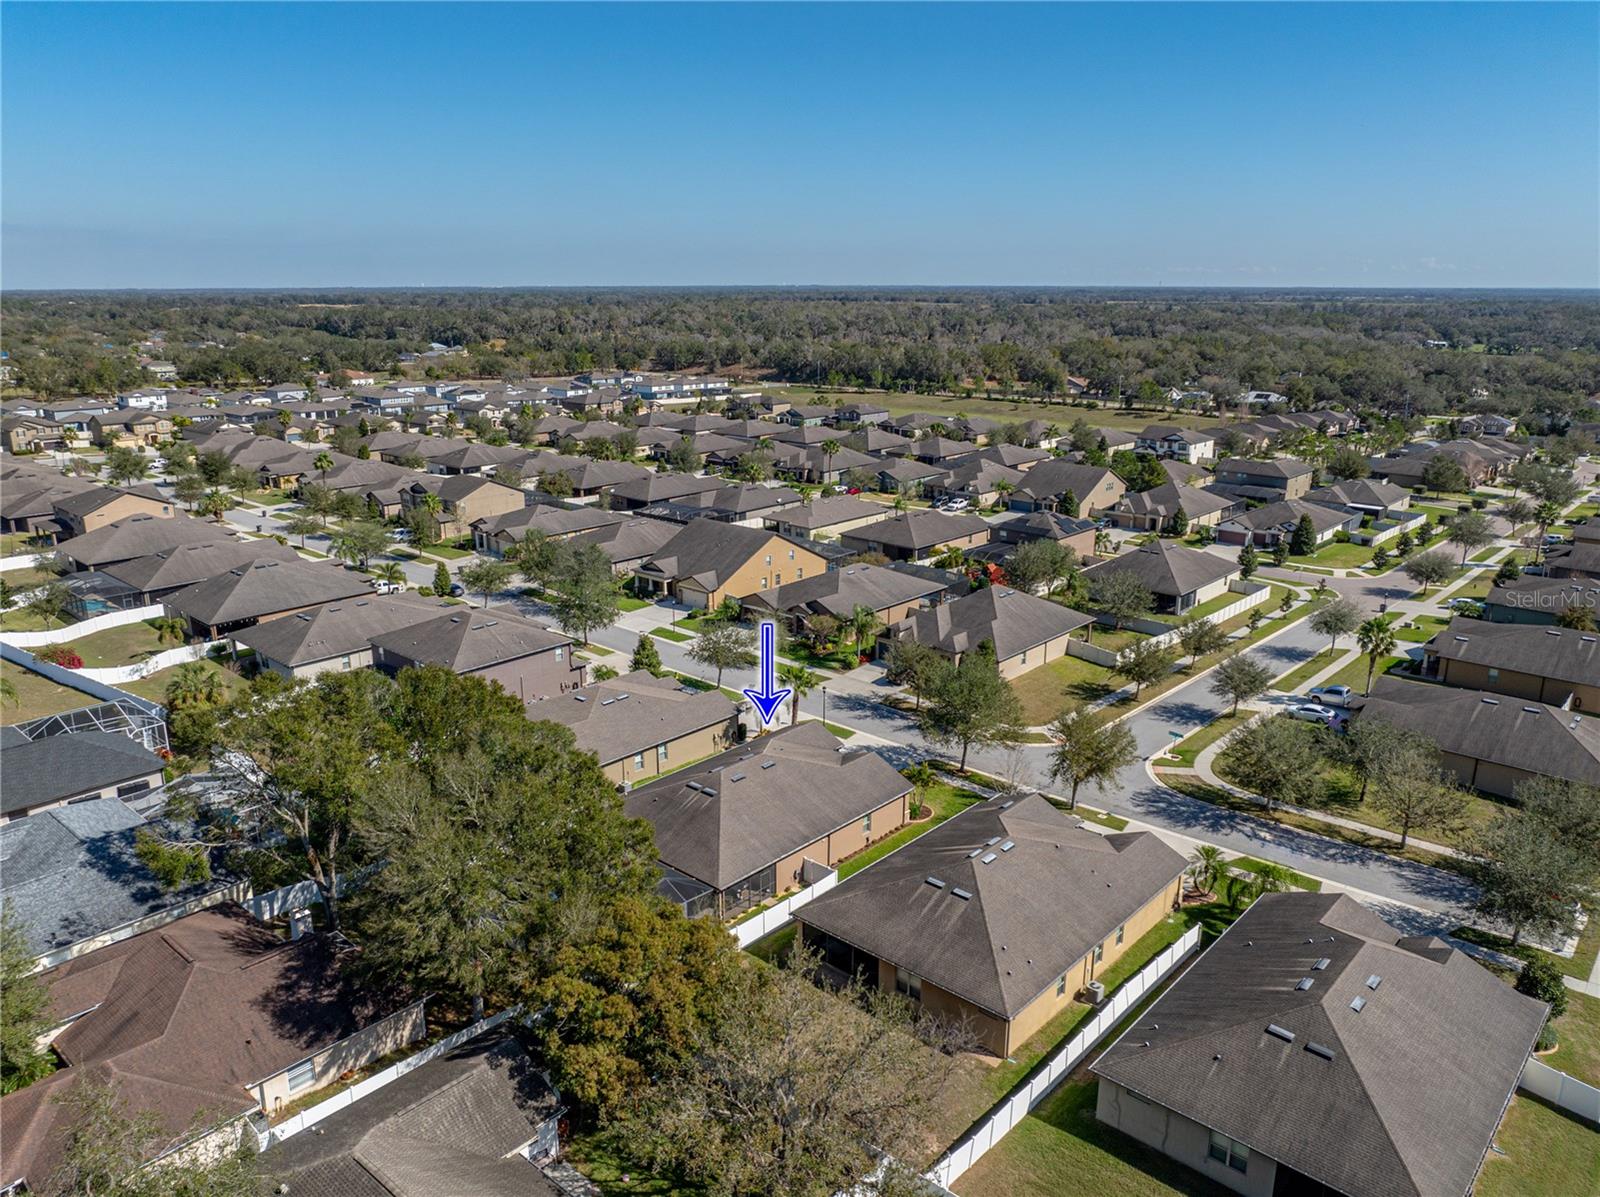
[765, 495, 894, 541]
[743, 562, 946, 635]
[1092, 892, 1546, 1197]
[1303, 478, 1413, 520]
[767, 441, 879, 485]
[986, 510, 1098, 558]
[1085, 541, 1241, 617]
[163, 557, 376, 639]
[532, 669, 739, 786]
[260, 1035, 563, 1195]
[1354, 676, 1600, 796]
[837, 510, 991, 563]
[909, 436, 980, 467]
[634, 518, 830, 608]
[923, 459, 1027, 507]
[101, 537, 300, 604]
[605, 471, 726, 511]
[1544, 540, 1600, 581]
[55, 513, 226, 573]
[472, 505, 629, 557]
[1423, 617, 1599, 711]
[797, 793, 1186, 1057]
[1483, 576, 1600, 626]
[369, 609, 583, 700]
[0, 906, 427, 1193]
[231, 593, 457, 680]
[886, 585, 1094, 677]
[1215, 499, 1362, 548]
[873, 458, 946, 495]
[626, 722, 912, 919]
[565, 517, 683, 573]
[0, 727, 166, 825]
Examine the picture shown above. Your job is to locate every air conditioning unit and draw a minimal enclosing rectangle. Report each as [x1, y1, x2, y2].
[1082, 980, 1106, 1005]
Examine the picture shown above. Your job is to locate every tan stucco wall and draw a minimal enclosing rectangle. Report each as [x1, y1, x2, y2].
[263, 648, 377, 681]
[252, 999, 427, 1117]
[1437, 659, 1599, 711]
[682, 535, 831, 607]
[0, 767, 167, 826]
[1095, 1079, 1278, 1197]
[466, 648, 582, 703]
[74, 492, 175, 534]
[1438, 750, 1536, 800]
[996, 630, 1079, 680]
[599, 719, 738, 785]
[770, 791, 910, 894]
[1056, 473, 1126, 518]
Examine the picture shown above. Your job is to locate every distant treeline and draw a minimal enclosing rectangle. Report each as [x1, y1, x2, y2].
[3, 288, 1597, 422]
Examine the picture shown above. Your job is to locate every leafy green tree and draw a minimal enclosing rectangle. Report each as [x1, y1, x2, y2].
[623, 945, 970, 1197]
[1237, 540, 1259, 579]
[687, 623, 758, 688]
[43, 1080, 264, 1197]
[1210, 654, 1273, 715]
[102, 445, 149, 485]
[1227, 715, 1328, 813]
[197, 488, 233, 522]
[433, 561, 452, 594]
[507, 529, 562, 590]
[1, 910, 54, 1094]
[917, 642, 1025, 771]
[1471, 811, 1591, 948]
[26, 581, 70, 629]
[329, 520, 389, 570]
[1186, 844, 1227, 898]
[1420, 455, 1469, 497]
[547, 543, 622, 644]
[1367, 737, 1468, 850]
[1326, 446, 1370, 481]
[459, 557, 516, 608]
[630, 633, 663, 676]
[1167, 506, 1189, 537]
[164, 660, 222, 710]
[370, 561, 405, 589]
[1289, 513, 1318, 556]
[665, 436, 702, 473]
[281, 509, 322, 548]
[1402, 548, 1454, 595]
[883, 639, 942, 710]
[1176, 617, 1228, 667]
[172, 471, 207, 510]
[1114, 638, 1178, 697]
[1445, 509, 1494, 565]
[1047, 704, 1138, 809]
[1309, 596, 1362, 656]
[530, 896, 746, 1120]
[1493, 560, 1522, 587]
[1089, 570, 1154, 630]
[1004, 538, 1076, 595]
[1515, 956, 1569, 1022]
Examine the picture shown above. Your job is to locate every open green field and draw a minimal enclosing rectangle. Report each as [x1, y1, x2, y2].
[1010, 652, 1119, 724]
[0, 661, 91, 722]
[69, 619, 169, 668]
[1270, 647, 1340, 693]
[1545, 990, 1600, 1087]
[1287, 540, 1376, 569]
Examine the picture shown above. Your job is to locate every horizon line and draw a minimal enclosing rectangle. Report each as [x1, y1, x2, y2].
[5, 283, 1598, 296]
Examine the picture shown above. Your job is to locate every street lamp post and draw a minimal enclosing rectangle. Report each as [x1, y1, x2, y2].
[821, 686, 829, 729]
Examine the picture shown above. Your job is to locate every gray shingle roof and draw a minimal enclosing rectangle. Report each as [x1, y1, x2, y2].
[637, 518, 792, 589]
[0, 797, 233, 956]
[533, 670, 735, 765]
[746, 563, 946, 621]
[624, 722, 910, 890]
[766, 495, 892, 532]
[1485, 575, 1600, 617]
[838, 509, 991, 552]
[1011, 460, 1121, 505]
[369, 608, 572, 673]
[231, 594, 457, 667]
[566, 517, 682, 566]
[1222, 499, 1353, 534]
[473, 504, 628, 539]
[1214, 456, 1315, 480]
[1085, 540, 1240, 598]
[797, 794, 1186, 1018]
[1355, 677, 1600, 786]
[101, 538, 300, 596]
[1425, 616, 1600, 692]
[163, 558, 375, 627]
[1113, 481, 1234, 521]
[891, 587, 1093, 660]
[0, 730, 164, 816]
[1091, 892, 1546, 1197]
[262, 1036, 559, 1197]
[1304, 478, 1411, 510]
[59, 514, 233, 568]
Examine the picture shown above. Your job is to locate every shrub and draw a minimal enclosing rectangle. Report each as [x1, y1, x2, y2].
[1471, 497, 1489, 510]
[1456, 503, 1471, 515]
[416, 585, 434, 597]
[36, 645, 83, 669]
[1536, 1022, 1560, 1053]
[1515, 956, 1570, 1021]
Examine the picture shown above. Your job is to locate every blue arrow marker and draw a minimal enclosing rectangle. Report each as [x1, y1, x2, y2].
[742, 620, 791, 729]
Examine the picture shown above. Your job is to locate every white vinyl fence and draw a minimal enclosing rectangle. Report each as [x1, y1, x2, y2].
[1520, 1057, 1600, 1125]
[73, 640, 226, 684]
[0, 602, 165, 647]
[0, 642, 166, 714]
[256, 1004, 521, 1151]
[733, 869, 839, 949]
[0, 552, 47, 573]
[925, 925, 1203, 1189]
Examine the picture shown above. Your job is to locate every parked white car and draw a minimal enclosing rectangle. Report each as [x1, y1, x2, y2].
[941, 497, 970, 512]
[1307, 684, 1355, 708]
[1287, 702, 1337, 725]
[370, 579, 406, 595]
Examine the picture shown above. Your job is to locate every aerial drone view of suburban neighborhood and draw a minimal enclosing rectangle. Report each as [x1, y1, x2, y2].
[0, 4, 1596, 1197]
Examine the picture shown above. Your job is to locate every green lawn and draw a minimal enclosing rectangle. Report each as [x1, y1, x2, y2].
[4, 565, 65, 591]
[0, 608, 58, 632]
[121, 658, 248, 706]
[1287, 540, 1375, 569]
[1227, 855, 1322, 893]
[1451, 915, 1600, 983]
[616, 595, 651, 611]
[68, 619, 169, 668]
[1391, 614, 1449, 643]
[1544, 989, 1600, 1087]
[820, 721, 856, 739]
[650, 627, 692, 642]
[1442, 572, 1496, 602]
[1144, 586, 1250, 625]
[1475, 1095, 1600, 1197]
[1010, 652, 1119, 725]
[835, 781, 983, 879]
[566, 1134, 703, 1197]
[0, 661, 90, 722]
[1083, 627, 1150, 654]
[1270, 648, 1340, 693]
[1163, 711, 1252, 768]
[1319, 651, 1408, 696]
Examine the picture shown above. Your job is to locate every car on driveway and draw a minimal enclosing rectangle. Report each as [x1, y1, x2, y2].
[1307, 684, 1355, 708]
[941, 497, 970, 512]
[1287, 702, 1338, 725]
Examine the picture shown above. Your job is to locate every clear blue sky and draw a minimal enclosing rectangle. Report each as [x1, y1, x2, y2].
[3, 2, 1595, 289]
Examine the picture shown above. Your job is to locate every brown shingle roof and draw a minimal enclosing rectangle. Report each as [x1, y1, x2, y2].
[533, 670, 735, 766]
[163, 558, 375, 627]
[368, 608, 572, 673]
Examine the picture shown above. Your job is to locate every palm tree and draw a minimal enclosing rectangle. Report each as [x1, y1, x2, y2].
[777, 662, 818, 726]
[1355, 616, 1397, 696]
[314, 451, 334, 482]
[848, 603, 882, 658]
[418, 493, 445, 543]
[150, 616, 188, 647]
[371, 561, 406, 589]
[1534, 500, 1562, 562]
[1093, 529, 1113, 557]
[165, 661, 221, 710]
[820, 438, 841, 484]
[1187, 845, 1226, 898]
[198, 488, 233, 522]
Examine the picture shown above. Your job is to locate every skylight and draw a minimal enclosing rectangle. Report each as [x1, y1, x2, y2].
[1265, 1024, 1295, 1043]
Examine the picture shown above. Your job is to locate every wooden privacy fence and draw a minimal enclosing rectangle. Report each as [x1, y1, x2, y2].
[925, 925, 1203, 1189]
